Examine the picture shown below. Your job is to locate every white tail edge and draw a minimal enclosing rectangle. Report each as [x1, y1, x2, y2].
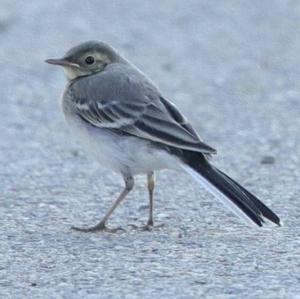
[180, 164, 257, 227]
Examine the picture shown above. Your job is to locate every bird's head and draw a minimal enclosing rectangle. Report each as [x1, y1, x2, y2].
[45, 41, 122, 80]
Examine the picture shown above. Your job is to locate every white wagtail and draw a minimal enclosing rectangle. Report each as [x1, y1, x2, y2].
[46, 41, 281, 232]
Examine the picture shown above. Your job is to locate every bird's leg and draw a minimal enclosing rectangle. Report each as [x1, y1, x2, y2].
[128, 172, 164, 231]
[72, 175, 134, 233]
[142, 172, 155, 230]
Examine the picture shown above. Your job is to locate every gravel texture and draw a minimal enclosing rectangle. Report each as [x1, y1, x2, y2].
[1, 1, 300, 298]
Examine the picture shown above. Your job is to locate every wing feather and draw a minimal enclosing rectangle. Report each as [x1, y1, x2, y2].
[71, 90, 216, 154]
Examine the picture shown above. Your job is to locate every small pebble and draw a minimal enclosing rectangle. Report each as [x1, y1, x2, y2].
[260, 156, 275, 164]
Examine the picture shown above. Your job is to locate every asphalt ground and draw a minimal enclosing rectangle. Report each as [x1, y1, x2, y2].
[1, 1, 300, 298]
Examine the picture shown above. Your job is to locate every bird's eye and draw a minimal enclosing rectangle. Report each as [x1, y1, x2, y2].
[85, 56, 95, 65]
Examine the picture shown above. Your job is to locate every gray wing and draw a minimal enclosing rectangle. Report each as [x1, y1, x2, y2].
[72, 93, 216, 154]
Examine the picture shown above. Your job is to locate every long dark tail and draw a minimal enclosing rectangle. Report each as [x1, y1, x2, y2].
[180, 153, 281, 227]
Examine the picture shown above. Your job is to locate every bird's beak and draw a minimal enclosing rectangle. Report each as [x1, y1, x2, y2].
[45, 58, 80, 68]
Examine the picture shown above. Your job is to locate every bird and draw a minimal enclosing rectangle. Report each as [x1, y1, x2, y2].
[45, 40, 281, 232]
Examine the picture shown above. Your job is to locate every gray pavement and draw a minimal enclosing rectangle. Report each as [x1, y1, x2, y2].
[1, 1, 300, 298]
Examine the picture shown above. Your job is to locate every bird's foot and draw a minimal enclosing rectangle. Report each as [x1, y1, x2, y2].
[129, 221, 164, 231]
[142, 220, 154, 231]
[71, 222, 125, 233]
[141, 224, 154, 231]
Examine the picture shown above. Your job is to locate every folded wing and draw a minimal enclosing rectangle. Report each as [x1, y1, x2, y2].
[72, 90, 216, 154]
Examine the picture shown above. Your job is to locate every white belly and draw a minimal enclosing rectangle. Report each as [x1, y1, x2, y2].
[63, 110, 180, 175]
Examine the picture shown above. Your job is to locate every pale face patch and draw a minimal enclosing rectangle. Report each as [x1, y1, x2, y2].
[63, 66, 86, 80]
[62, 52, 111, 80]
